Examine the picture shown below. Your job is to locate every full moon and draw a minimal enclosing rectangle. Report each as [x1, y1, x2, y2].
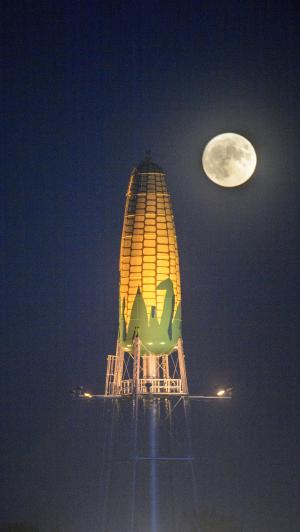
[202, 133, 257, 187]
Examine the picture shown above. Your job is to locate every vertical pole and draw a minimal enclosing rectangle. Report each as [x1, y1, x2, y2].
[133, 335, 141, 394]
[149, 398, 159, 532]
[105, 355, 115, 396]
[113, 340, 124, 395]
[104, 356, 110, 396]
[177, 338, 189, 394]
[162, 354, 169, 379]
[162, 354, 170, 393]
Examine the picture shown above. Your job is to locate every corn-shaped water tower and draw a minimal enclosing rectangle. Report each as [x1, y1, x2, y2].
[105, 155, 188, 396]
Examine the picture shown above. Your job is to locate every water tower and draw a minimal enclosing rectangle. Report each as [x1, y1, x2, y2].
[105, 155, 188, 398]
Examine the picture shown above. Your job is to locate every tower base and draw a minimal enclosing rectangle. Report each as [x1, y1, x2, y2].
[104, 335, 188, 396]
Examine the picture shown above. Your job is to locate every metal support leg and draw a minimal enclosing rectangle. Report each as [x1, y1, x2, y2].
[113, 340, 124, 395]
[133, 336, 141, 395]
[105, 355, 116, 396]
[177, 338, 189, 394]
[161, 354, 169, 379]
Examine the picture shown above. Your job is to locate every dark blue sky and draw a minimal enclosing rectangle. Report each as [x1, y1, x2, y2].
[2, 1, 299, 530]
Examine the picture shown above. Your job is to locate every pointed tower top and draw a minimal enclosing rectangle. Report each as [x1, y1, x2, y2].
[136, 152, 164, 174]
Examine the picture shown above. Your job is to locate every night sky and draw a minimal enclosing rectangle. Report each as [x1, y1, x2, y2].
[2, 1, 300, 531]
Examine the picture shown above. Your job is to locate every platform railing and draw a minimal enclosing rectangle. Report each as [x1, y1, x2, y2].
[120, 378, 182, 395]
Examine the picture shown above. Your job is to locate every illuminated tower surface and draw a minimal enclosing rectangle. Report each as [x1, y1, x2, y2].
[119, 156, 182, 355]
[105, 155, 187, 396]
